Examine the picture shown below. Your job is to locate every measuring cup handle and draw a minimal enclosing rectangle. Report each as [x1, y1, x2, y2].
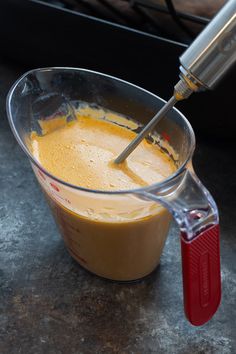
[181, 224, 221, 326]
[141, 168, 221, 326]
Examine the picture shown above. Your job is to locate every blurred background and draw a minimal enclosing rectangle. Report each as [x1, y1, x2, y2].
[1, 0, 235, 139]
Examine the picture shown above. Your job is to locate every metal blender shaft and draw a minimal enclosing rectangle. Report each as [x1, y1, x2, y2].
[114, 96, 177, 164]
[114, 79, 193, 164]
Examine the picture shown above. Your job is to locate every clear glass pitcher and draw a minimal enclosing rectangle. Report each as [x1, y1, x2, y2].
[6, 67, 221, 326]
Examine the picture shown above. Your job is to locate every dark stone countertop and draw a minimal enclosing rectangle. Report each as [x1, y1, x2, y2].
[0, 60, 235, 354]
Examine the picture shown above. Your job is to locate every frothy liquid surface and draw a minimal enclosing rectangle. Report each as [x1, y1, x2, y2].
[30, 110, 175, 190]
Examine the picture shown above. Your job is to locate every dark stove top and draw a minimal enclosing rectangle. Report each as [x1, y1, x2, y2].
[0, 0, 236, 139]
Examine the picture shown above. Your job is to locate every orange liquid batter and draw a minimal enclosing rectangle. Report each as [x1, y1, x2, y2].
[30, 107, 176, 280]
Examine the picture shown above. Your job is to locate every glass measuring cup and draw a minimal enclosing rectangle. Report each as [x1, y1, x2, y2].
[7, 67, 221, 326]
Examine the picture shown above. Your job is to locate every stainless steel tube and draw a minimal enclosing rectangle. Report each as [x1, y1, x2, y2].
[180, 0, 236, 90]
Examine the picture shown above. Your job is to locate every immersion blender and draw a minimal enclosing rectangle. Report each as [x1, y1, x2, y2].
[115, 0, 236, 164]
[114, 0, 236, 325]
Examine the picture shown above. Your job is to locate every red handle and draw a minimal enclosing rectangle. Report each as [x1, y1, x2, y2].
[181, 224, 221, 326]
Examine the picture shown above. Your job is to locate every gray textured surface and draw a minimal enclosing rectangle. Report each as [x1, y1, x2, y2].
[0, 61, 235, 354]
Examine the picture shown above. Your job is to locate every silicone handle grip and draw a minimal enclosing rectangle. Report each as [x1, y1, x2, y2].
[181, 224, 221, 326]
